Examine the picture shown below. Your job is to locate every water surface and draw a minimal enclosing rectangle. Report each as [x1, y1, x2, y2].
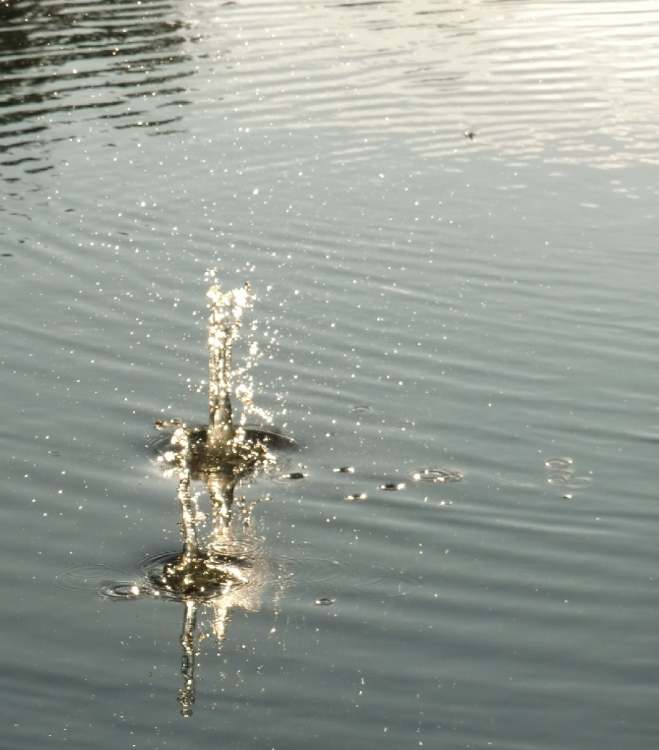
[2, 1, 659, 748]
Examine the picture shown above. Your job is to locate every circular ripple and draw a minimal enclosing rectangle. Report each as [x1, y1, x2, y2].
[410, 468, 464, 484]
[98, 582, 144, 600]
[148, 423, 297, 457]
[55, 564, 133, 592]
[544, 457, 575, 471]
[142, 550, 252, 602]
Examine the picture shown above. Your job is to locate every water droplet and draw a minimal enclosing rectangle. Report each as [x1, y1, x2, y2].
[379, 482, 406, 491]
[315, 597, 335, 606]
[284, 471, 306, 480]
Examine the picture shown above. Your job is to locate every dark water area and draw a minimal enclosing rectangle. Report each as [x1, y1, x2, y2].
[2, 0, 659, 748]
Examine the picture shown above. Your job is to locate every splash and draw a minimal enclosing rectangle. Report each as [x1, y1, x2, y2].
[109, 273, 293, 717]
[154, 272, 290, 527]
[148, 272, 294, 540]
[206, 279, 251, 442]
[206, 269, 271, 433]
[159, 275, 285, 716]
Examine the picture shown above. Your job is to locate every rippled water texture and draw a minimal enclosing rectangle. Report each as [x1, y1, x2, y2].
[2, 0, 659, 175]
[2, 1, 659, 749]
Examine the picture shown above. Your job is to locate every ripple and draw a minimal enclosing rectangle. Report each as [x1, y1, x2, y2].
[410, 468, 464, 484]
[184, 0, 659, 167]
[544, 456, 593, 495]
[55, 564, 133, 592]
[0, 0, 195, 179]
[141, 550, 254, 602]
[544, 457, 575, 471]
[3, 0, 658, 185]
[148, 423, 297, 458]
[98, 582, 144, 600]
[350, 404, 374, 415]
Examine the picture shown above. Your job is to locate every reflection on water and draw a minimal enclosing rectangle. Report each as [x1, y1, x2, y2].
[106, 275, 291, 716]
[0, 0, 193, 179]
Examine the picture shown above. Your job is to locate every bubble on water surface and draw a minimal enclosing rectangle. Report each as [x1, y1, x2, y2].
[345, 492, 368, 502]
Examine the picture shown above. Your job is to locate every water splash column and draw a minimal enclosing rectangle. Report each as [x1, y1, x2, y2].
[206, 281, 252, 448]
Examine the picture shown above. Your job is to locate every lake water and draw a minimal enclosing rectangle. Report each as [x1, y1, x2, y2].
[2, 0, 659, 748]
